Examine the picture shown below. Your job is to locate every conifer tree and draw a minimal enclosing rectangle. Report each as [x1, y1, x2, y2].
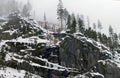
[70, 14, 77, 33]
[66, 15, 71, 31]
[78, 16, 84, 33]
[102, 34, 108, 46]
[22, 0, 32, 17]
[57, 0, 64, 30]
[109, 25, 113, 40]
[109, 25, 114, 49]
[119, 33, 120, 40]
[44, 12, 48, 29]
[63, 8, 69, 30]
[98, 20, 102, 32]
[113, 33, 119, 49]
[93, 23, 96, 31]
[87, 16, 90, 29]
[92, 31, 97, 41]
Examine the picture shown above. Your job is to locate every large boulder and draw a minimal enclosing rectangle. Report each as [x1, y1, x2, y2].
[60, 35, 110, 71]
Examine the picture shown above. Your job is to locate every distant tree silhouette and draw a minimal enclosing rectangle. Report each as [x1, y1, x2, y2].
[22, 0, 32, 17]
[57, 0, 64, 30]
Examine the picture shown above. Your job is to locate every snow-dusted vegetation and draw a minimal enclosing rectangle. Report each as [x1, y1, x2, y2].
[0, 0, 120, 78]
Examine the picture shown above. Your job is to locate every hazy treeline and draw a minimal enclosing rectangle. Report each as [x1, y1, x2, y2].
[56, 0, 120, 50]
[0, 0, 31, 17]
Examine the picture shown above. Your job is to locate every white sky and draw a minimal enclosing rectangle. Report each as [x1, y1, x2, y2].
[18, 0, 120, 35]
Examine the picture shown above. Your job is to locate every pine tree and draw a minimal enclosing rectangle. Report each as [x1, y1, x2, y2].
[52, 24, 56, 32]
[107, 37, 112, 48]
[109, 25, 113, 40]
[66, 15, 71, 32]
[22, 0, 32, 17]
[78, 16, 84, 33]
[70, 14, 77, 33]
[87, 16, 90, 29]
[93, 23, 96, 31]
[119, 33, 120, 40]
[97, 20, 102, 32]
[57, 0, 64, 30]
[92, 31, 97, 41]
[113, 33, 119, 49]
[109, 25, 114, 49]
[98, 32, 102, 42]
[102, 34, 108, 46]
[63, 8, 69, 30]
[44, 12, 48, 29]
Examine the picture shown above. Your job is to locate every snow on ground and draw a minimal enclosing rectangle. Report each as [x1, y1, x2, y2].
[20, 16, 53, 34]
[5, 52, 67, 72]
[98, 60, 106, 65]
[73, 74, 86, 78]
[14, 36, 50, 44]
[112, 51, 120, 67]
[0, 67, 42, 78]
[0, 26, 2, 29]
[74, 32, 112, 56]
[3, 29, 18, 35]
[73, 72, 104, 78]
[90, 72, 104, 78]
[0, 40, 10, 51]
[98, 57, 120, 68]
[0, 36, 50, 46]
[30, 56, 67, 71]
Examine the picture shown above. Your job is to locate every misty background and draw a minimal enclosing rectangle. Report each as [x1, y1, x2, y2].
[0, 0, 120, 35]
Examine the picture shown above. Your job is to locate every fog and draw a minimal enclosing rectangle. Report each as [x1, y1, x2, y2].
[1, 0, 120, 35]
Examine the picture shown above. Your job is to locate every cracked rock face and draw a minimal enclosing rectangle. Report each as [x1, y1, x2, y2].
[59, 34, 120, 78]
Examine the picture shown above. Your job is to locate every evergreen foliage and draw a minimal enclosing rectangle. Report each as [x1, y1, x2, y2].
[78, 17, 85, 33]
[70, 14, 77, 33]
[66, 15, 71, 30]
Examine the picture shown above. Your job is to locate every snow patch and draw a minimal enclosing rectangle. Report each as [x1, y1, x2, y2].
[0, 67, 42, 78]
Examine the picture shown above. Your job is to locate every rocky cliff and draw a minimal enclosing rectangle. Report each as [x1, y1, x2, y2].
[58, 33, 120, 78]
[0, 13, 120, 78]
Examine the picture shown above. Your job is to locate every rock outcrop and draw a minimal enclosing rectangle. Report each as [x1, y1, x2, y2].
[59, 33, 120, 78]
[0, 13, 120, 78]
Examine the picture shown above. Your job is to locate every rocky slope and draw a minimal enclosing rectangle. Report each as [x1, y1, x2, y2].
[0, 13, 69, 78]
[56, 32, 120, 78]
[0, 13, 120, 78]
[0, 13, 45, 40]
